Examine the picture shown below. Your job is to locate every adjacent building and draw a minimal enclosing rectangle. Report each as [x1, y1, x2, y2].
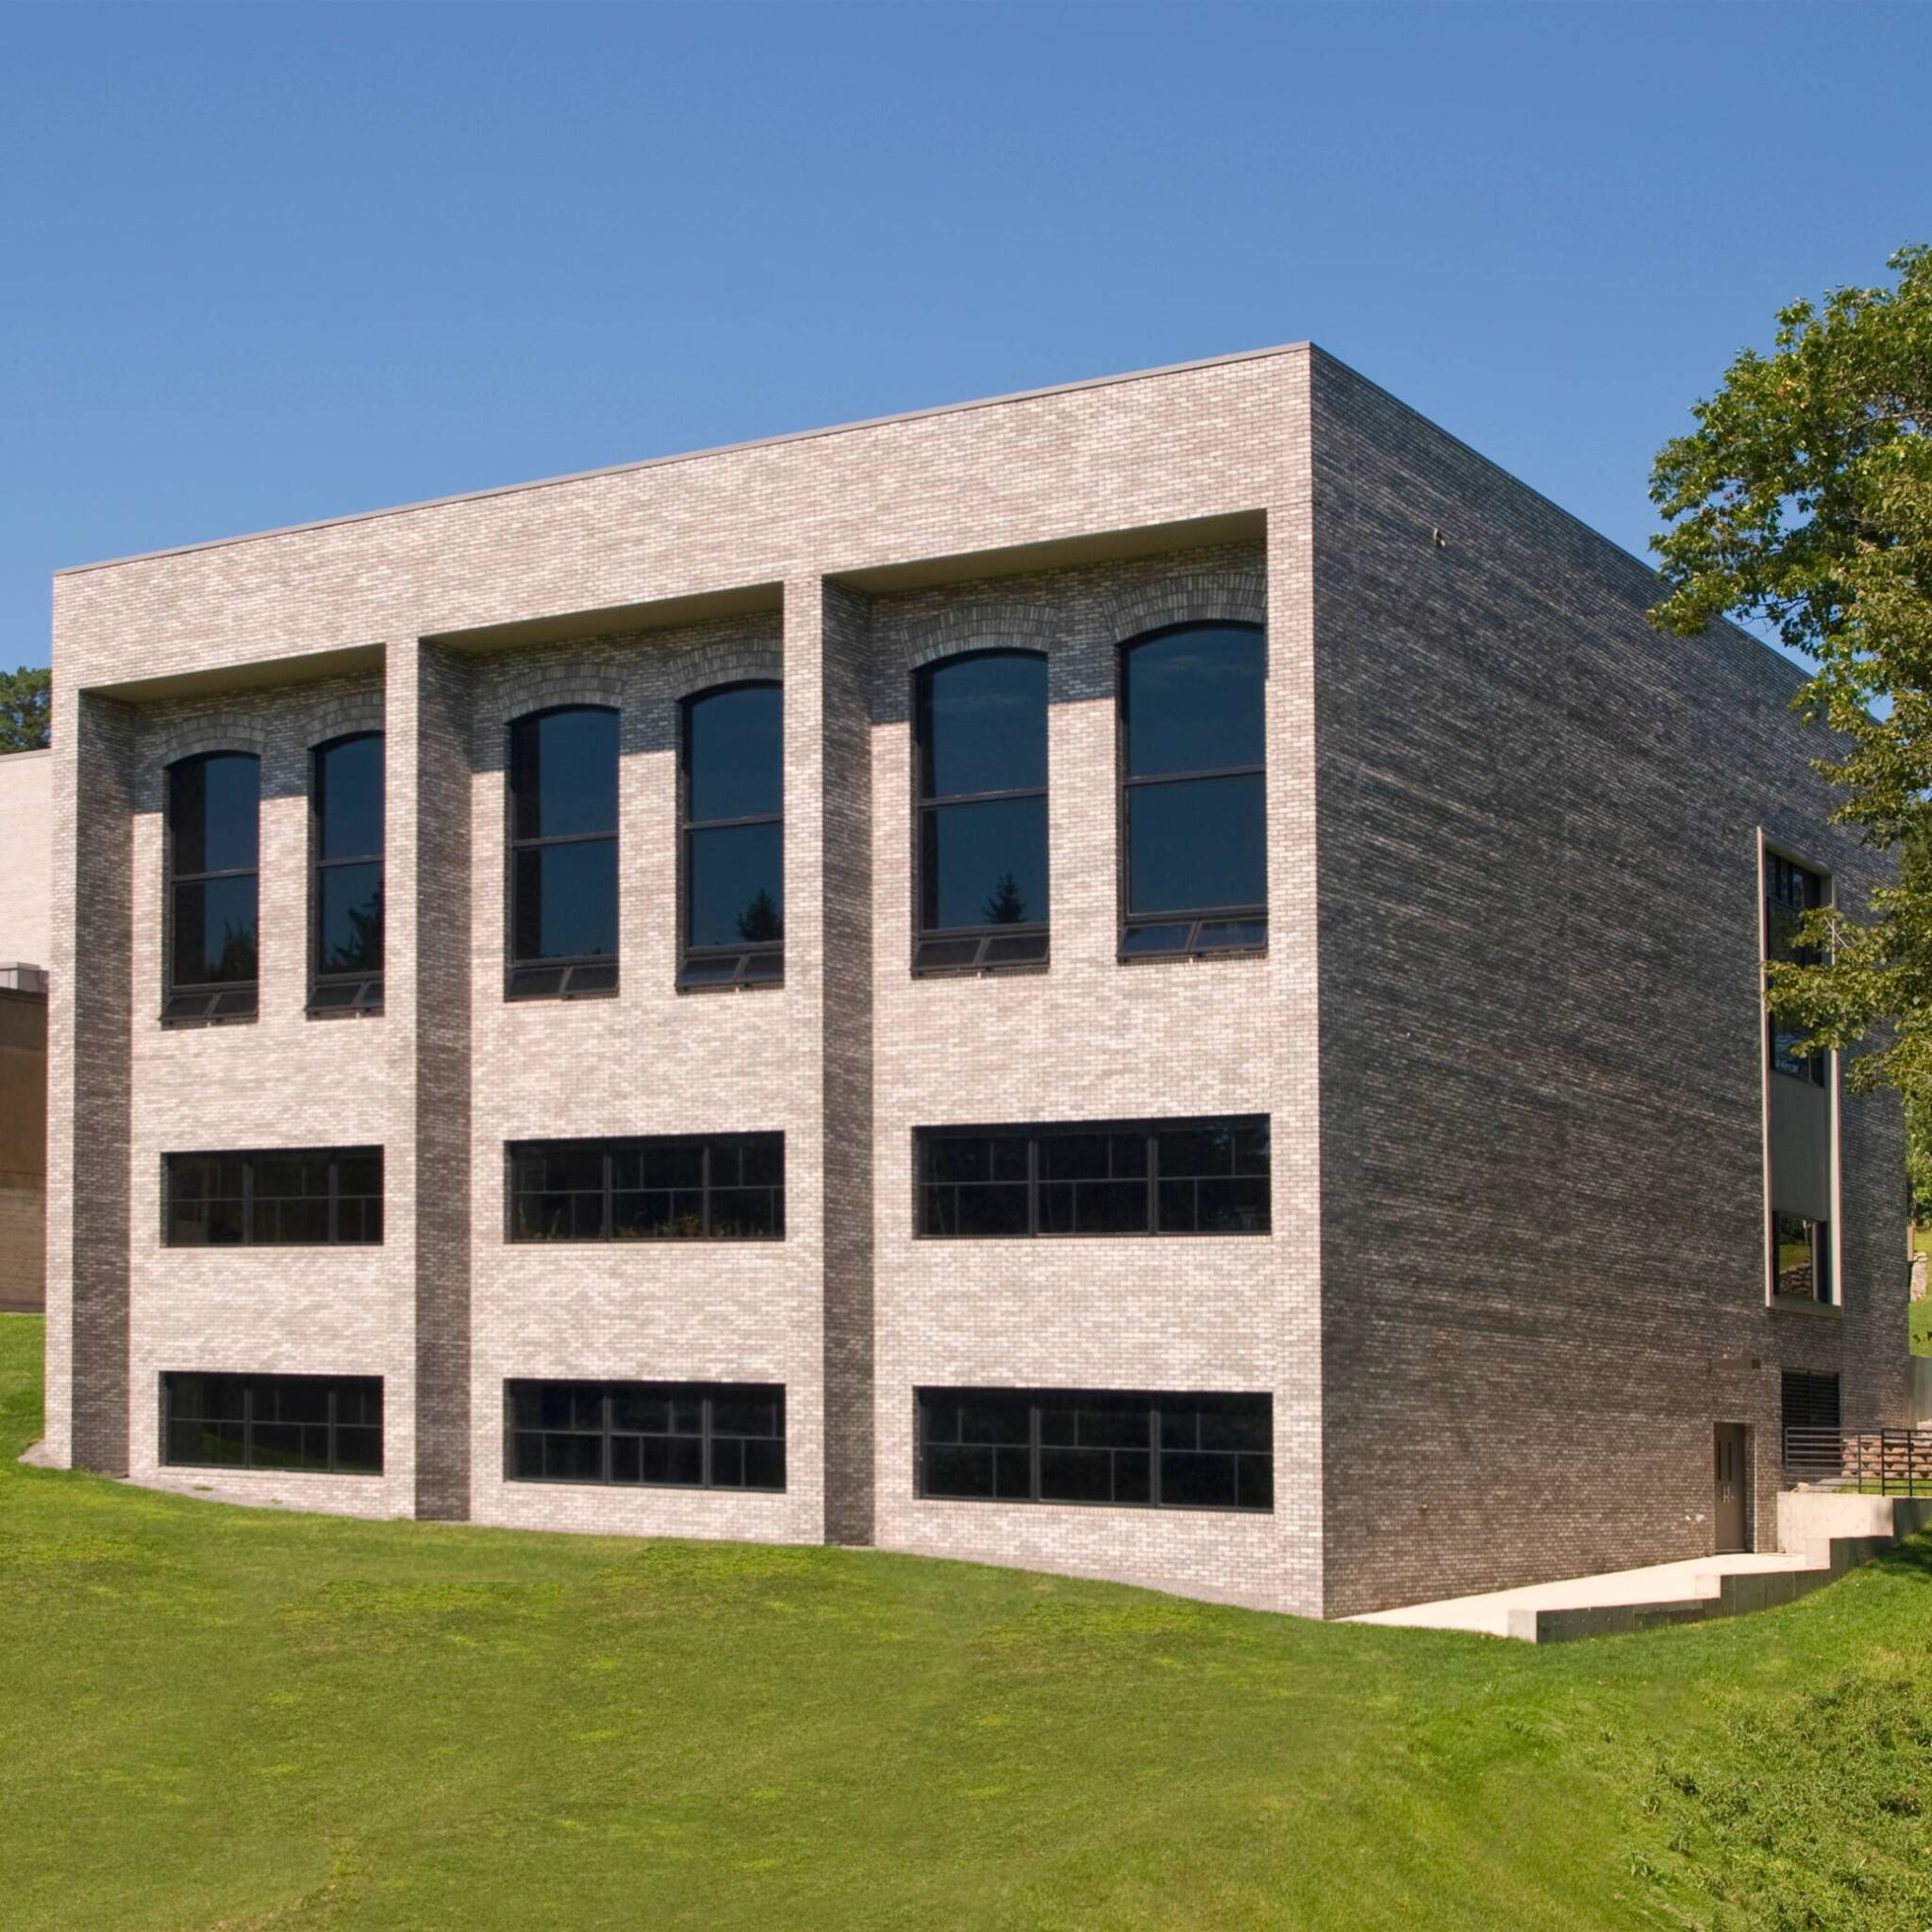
[0, 746, 51, 1312]
[37, 346, 1907, 1616]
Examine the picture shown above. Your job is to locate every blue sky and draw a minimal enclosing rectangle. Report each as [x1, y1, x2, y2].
[2, 1, 1926, 669]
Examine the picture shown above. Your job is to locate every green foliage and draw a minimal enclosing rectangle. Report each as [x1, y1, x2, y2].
[0, 664, 49, 753]
[1651, 246, 1932, 1116]
[8, 1316, 1932, 1929]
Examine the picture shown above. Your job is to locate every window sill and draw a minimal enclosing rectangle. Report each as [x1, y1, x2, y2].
[158, 1012, 258, 1031]
[676, 976, 785, 995]
[505, 1235, 786, 1247]
[915, 1493, 1274, 1519]
[911, 1229, 1272, 1242]
[1767, 1295, 1841, 1319]
[502, 1474, 787, 1496]
[161, 1463, 385, 1480]
[307, 1004, 385, 1021]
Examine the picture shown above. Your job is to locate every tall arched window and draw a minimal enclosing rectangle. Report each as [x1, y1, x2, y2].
[914, 649, 1048, 974]
[507, 706, 619, 999]
[165, 751, 260, 1023]
[680, 682, 783, 990]
[310, 732, 384, 1015]
[1119, 624, 1267, 958]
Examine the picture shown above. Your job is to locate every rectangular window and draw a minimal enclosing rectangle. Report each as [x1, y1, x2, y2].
[1764, 852, 1826, 1084]
[915, 1117, 1269, 1238]
[508, 1134, 784, 1241]
[916, 1389, 1273, 1514]
[164, 752, 260, 1024]
[164, 1148, 383, 1246]
[1770, 1209, 1833, 1304]
[160, 1372, 383, 1474]
[505, 1380, 786, 1491]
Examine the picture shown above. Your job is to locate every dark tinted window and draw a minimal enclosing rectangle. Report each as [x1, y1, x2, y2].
[160, 1372, 383, 1474]
[1120, 625, 1266, 957]
[915, 652, 1048, 973]
[508, 1133, 784, 1241]
[508, 708, 619, 997]
[506, 1380, 785, 1491]
[167, 753, 260, 1017]
[312, 733, 384, 1010]
[682, 684, 784, 988]
[917, 1389, 1272, 1513]
[1765, 853, 1826, 1084]
[165, 1147, 382, 1246]
[916, 1117, 1269, 1238]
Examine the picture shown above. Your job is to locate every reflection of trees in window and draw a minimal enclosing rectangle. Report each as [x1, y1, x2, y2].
[915, 650, 1048, 975]
[1770, 1209, 1832, 1303]
[681, 682, 783, 991]
[311, 732, 385, 1014]
[165, 751, 260, 1024]
[507, 706, 620, 1000]
[1764, 852, 1826, 1084]
[1120, 624, 1267, 961]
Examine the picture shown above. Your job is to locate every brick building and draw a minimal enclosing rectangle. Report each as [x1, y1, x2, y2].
[36, 346, 1907, 1617]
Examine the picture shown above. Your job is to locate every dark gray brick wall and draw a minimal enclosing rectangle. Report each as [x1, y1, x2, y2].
[1309, 350, 1907, 1616]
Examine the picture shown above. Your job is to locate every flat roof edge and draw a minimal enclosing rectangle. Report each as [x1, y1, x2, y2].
[55, 341, 1313, 581]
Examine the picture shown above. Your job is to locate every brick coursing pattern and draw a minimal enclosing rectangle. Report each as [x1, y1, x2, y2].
[42, 347, 1902, 1616]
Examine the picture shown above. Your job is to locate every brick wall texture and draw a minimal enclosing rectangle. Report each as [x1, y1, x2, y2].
[38, 345, 1907, 1616]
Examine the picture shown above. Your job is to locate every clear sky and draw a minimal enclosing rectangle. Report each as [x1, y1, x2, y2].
[3, 0, 1926, 669]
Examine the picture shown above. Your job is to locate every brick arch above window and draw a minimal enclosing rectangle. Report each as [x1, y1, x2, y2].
[1100, 572, 1267, 649]
[137, 725, 271, 814]
[301, 698, 385, 754]
[905, 603, 1062, 674]
[663, 644, 784, 705]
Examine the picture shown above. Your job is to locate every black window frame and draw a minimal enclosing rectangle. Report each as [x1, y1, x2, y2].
[912, 648, 1050, 979]
[506, 704, 621, 1003]
[914, 1116, 1271, 1239]
[163, 1146, 384, 1247]
[1116, 622, 1268, 963]
[308, 730, 385, 1018]
[678, 680, 785, 992]
[504, 1378, 786, 1492]
[162, 749, 262, 1025]
[915, 1388, 1274, 1515]
[159, 1371, 384, 1475]
[1769, 1208, 1834, 1305]
[1764, 850, 1828, 1086]
[506, 1132, 786, 1242]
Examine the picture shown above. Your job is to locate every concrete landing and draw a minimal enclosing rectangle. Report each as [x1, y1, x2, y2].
[1349, 1494, 1932, 1643]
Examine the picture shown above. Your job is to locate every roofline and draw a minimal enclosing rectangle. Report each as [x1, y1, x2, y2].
[55, 340, 1313, 579]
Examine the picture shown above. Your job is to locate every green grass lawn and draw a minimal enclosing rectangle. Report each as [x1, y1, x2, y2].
[4, 1318, 1931, 1931]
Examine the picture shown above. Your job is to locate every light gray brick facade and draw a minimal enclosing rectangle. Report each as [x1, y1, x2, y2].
[40, 346, 1907, 1616]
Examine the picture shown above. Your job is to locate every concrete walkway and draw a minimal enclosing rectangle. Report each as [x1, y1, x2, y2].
[1349, 1493, 1932, 1643]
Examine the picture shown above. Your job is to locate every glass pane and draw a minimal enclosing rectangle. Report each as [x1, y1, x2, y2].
[513, 841, 617, 961]
[921, 798, 1047, 934]
[510, 708, 618, 841]
[1160, 1451, 1240, 1510]
[741, 1439, 785, 1490]
[1040, 1447, 1116, 1504]
[918, 652, 1047, 799]
[1123, 626, 1265, 777]
[687, 684, 782, 823]
[316, 735, 384, 861]
[1120, 922, 1193, 958]
[923, 1444, 996, 1499]
[946, 1184, 1031, 1238]
[318, 862, 383, 974]
[333, 1425, 382, 1474]
[174, 877, 258, 987]
[170, 754, 259, 875]
[641, 1436, 705, 1487]
[1194, 918, 1267, 953]
[712, 1391, 781, 1438]
[1126, 775, 1265, 916]
[688, 822, 783, 950]
[708, 1189, 779, 1239]
[166, 1373, 244, 1423]
[912, 938, 982, 973]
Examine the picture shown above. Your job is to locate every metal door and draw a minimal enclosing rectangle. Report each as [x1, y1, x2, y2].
[1714, 1424, 1749, 1553]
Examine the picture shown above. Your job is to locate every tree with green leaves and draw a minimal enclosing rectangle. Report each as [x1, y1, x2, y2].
[1650, 245, 1931, 1185]
[0, 665, 49, 752]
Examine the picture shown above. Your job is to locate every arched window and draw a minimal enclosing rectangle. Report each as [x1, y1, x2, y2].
[1119, 624, 1267, 958]
[310, 732, 384, 1015]
[165, 751, 260, 1024]
[913, 650, 1049, 975]
[679, 682, 783, 990]
[507, 706, 619, 999]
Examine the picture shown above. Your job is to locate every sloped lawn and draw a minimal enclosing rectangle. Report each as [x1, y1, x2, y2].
[2, 1315, 1929, 1929]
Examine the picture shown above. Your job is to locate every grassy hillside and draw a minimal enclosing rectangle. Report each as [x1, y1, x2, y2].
[2, 1315, 1929, 1929]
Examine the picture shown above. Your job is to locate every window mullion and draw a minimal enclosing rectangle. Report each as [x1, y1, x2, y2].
[602, 1151, 614, 1241]
[1151, 1404, 1163, 1507]
[1027, 1134, 1039, 1236]
[242, 1157, 255, 1244]
[702, 1141, 713, 1238]
[1147, 1129, 1160, 1234]
[1029, 1400, 1042, 1502]
[602, 1390, 614, 1486]
[700, 1396, 713, 1491]
[242, 1379, 255, 1471]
